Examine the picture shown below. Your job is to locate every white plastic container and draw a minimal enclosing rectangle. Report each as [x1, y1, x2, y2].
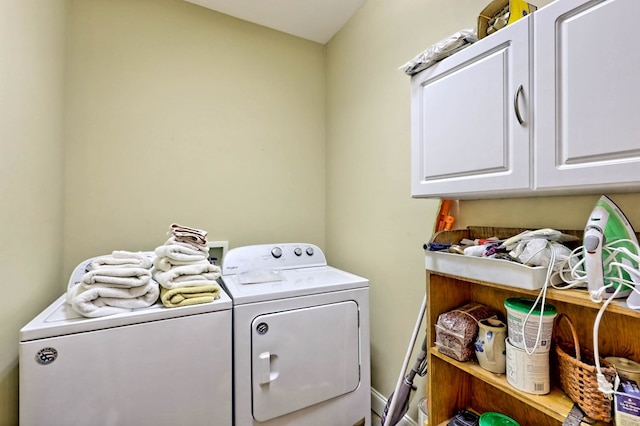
[504, 298, 557, 352]
[417, 397, 428, 425]
[424, 251, 563, 290]
[505, 337, 550, 395]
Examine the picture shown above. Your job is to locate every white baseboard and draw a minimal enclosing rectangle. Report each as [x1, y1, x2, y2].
[371, 387, 417, 426]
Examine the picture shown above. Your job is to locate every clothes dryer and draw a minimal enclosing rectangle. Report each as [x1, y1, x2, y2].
[220, 243, 371, 426]
[19, 265, 233, 426]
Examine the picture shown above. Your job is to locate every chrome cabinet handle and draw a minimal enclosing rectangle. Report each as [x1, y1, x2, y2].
[513, 84, 524, 125]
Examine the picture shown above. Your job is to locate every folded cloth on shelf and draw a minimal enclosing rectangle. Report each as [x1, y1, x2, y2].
[81, 267, 152, 288]
[152, 261, 222, 289]
[169, 223, 208, 247]
[155, 243, 209, 263]
[160, 284, 221, 308]
[67, 280, 160, 318]
[86, 251, 153, 271]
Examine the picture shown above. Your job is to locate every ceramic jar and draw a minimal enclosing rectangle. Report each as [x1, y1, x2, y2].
[475, 318, 507, 374]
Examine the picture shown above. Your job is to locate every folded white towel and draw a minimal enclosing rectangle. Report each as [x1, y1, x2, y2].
[158, 276, 219, 289]
[164, 236, 209, 254]
[153, 256, 204, 272]
[81, 267, 152, 288]
[152, 261, 221, 289]
[87, 251, 153, 270]
[68, 281, 160, 318]
[155, 244, 209, 263]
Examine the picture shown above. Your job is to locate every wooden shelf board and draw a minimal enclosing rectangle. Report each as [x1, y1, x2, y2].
[428, 271, 640, 319]
[430, 348, 609, 425]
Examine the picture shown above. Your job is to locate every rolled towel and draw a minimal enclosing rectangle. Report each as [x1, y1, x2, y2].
[81, 267, 152, 288]
[169, 223, 208, 247]
[68, 280, 160, 318]
[87, 251, 153, 270]
[152, 261, 221, 289]
[160, 284, 221, 308]
[155, 244, 209, 263]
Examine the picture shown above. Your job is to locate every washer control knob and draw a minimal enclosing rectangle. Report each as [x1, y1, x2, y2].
[306, 247, 314, 256]
[294, 247, 302, 256]
[271, 247, 282, 258]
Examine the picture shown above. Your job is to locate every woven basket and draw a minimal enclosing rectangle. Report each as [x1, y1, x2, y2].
[554, 314, 616, 423]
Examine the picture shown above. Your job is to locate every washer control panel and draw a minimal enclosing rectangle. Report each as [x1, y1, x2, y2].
[221, 243, 326, 275]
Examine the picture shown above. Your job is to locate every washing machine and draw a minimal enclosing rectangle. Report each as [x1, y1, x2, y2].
[219, 243, 371, 426]
[19, 260, 233, 426]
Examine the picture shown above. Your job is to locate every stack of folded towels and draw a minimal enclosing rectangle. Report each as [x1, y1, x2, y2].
[66, 251, 159, 318]
[152, 223, 222, 308]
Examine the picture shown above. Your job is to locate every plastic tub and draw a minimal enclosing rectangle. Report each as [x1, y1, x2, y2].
[417, 397, 428, 425]
[505, 337, 550, 395]
[504, 298, 557, 352]
[479, 411, 520, 426]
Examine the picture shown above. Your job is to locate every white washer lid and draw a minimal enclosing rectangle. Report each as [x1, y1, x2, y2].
[19, 287, 232, 342]
[220, 265, 368, 305]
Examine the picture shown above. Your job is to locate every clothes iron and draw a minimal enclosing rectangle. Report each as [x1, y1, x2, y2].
[584, 195, 639, 300]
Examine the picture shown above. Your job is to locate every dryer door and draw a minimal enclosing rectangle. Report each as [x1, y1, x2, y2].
[251, 301, 360, 422]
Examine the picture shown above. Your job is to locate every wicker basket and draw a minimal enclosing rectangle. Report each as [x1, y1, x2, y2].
[554, 314, 616, 423]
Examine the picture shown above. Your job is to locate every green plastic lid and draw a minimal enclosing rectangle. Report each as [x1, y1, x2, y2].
[504, 297, 557, 316]
[479, 412, 520, 426]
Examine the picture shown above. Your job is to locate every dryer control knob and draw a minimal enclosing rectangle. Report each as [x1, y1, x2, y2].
[306, 247, 314, 256]
[294, 247, 302, 256]
[271, 247, 282, 258]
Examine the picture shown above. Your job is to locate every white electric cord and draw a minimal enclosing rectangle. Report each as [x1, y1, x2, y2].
[593, 283, 619, 396]
[521, 242, 556, 355]
[579, 239, 640, 397]
[532, 238, 640, 397]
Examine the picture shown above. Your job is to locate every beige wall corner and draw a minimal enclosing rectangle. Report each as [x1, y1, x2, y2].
[0, 0, 68, 424]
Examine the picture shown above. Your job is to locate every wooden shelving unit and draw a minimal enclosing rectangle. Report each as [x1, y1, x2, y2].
[424, 227, 640, 426]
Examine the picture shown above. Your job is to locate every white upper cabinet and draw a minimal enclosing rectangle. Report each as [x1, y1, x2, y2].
[534, 0, 640, 193]
[411, 0, 640, 199]
[411, 16, 531, 199]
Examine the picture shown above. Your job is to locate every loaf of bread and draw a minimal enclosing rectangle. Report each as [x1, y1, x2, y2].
[435, 302, 499, 361]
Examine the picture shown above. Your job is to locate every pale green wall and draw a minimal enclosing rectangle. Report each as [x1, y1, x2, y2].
[325, 0, 640, 420]
[0, 1, 67, 424]
[63, 0, 326, 275]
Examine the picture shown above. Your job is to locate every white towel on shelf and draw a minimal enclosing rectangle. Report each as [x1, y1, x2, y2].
[152, 261, 221, 289]
[81, 267, 152, 288]
[86, 251, 153, 270]
[155, 243, 209, 263]
[67, 280, 160, 318]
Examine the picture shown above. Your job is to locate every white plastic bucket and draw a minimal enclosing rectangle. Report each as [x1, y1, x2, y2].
[417, 397, 428, 425]
[505, 337, 550, 395]
[504, 298, 557, 352]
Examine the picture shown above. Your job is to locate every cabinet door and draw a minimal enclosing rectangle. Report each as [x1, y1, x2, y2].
[534, 0, 640, 191]
[411, 16, 531, 199]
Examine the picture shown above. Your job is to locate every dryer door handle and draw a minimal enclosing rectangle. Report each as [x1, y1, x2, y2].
[259, 352, 271, 384]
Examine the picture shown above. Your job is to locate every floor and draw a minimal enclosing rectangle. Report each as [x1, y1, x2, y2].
[372, 411, 382, 426]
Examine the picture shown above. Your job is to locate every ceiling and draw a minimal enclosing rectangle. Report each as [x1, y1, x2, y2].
[183, 0, 367, 44]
